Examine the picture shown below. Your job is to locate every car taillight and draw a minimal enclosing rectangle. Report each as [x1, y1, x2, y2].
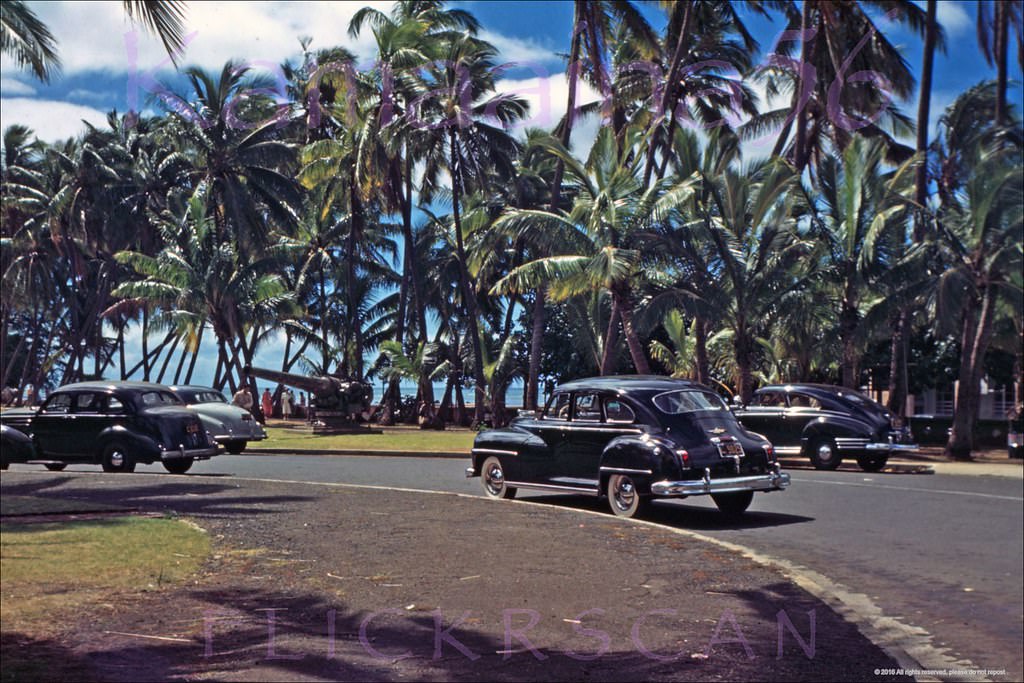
[676, 449, 690, 469]
[762, 443, 776, 462]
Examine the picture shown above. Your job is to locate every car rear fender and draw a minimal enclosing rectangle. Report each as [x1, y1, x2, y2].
[599, 435, 677, 495]
[95, 425, 161, 464]
[470, 426, 537, 476]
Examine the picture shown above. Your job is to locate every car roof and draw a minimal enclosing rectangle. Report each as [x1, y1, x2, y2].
[555, 375, 707, 394]
[55, 381, 172, 393]
[167, 385, 221, 393]
[755, 383, 866, 397]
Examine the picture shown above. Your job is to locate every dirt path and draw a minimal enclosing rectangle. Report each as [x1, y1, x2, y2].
[1, 471, 912, 681]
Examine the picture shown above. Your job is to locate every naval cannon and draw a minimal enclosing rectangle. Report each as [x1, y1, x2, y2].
[244, 366, 374, 432]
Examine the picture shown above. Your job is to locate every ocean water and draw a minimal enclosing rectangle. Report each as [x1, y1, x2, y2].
[393, 381, 526, 407]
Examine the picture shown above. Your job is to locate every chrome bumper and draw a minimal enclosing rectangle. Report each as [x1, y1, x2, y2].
[864, 442, 918, 452]
[466, 466, 476, 478]
[161, 445, 219, 461]
[650, 465, 791, 497]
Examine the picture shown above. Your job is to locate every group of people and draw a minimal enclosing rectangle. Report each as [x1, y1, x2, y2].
[232, 385, 309, 422]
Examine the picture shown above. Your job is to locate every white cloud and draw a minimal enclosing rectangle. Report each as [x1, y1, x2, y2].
[481, 29, 560, 68]
[1, 78, 37, 96]
[0, 98, 109, 142]
[21, 1, 392, 78]
[935, 2, 972, 37]
[497, 72, 602, 133]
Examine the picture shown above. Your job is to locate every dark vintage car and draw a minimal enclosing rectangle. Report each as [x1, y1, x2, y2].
[1, 424, 36, 470]
[166, 385, 267, 453]
[733, 383, 916, 472]
[466, 376, 791, 518]
[0, 381, 218, 474]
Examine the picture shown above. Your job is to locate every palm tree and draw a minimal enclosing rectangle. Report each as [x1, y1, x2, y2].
[415, 33, 528, 425]
[977, 1, 1024, 126]
[494, 126, 695, 377]
[2, 1, 188, 83]
[748, 0, 928, 171]
[801, 135, 916, 389]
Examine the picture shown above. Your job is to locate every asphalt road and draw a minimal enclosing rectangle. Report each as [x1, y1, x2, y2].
[18, 454, 1024, 681]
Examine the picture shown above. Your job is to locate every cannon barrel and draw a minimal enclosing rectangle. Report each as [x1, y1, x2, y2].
[244, 366, 373, 417]
[244, 366, 340, 396]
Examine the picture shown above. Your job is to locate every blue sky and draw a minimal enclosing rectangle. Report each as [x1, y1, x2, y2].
[0, 0, 1020, 388]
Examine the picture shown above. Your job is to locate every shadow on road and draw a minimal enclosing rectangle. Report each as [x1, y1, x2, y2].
[516, 494, 815, 531]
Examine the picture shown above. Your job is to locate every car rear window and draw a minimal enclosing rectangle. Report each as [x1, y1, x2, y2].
[140, 391, 181, 406]
[652, 390, 726, 414]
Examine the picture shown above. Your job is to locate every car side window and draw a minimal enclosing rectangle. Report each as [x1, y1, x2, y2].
[753, 391, 785, 407]
[604, 398, 635, 424]
[40, 394, 72, 414]
[788, 394, 821, 409]
[105, 396, 126, 414]
[573, 393, 601, 422]
[546, 393, 571, 420]
[72, 393, 100, 413]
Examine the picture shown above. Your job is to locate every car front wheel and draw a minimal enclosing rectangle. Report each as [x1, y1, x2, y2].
[481, 456, 516, 499]
[712, 490, 754, 515]
[856, 454, 888, 472]
[807, 437, 841, 470]
[164, 458, 194, 474]
[225, 440, 247, 454]
[606, 474, 649, 518]
[101, 443, 135, 473]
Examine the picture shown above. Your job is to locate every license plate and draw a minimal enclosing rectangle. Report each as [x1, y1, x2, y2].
[718, 441, 744, 457]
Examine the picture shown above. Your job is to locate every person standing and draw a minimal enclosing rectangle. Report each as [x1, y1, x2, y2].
[261, 388, 273, 421]
[233, 386, 253, 411]
[281, 388, 293, 421]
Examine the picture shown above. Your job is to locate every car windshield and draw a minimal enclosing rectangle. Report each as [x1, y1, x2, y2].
[652, 390, 726, 414]
[139, 391, 182, 407]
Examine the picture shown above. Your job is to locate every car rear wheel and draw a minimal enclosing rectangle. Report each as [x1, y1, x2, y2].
[807, 437, 841, 470]
[225, 440, 247, 455]
[712, 490, 754, 515]
[44, 463, 67, 471]
[101, 443, 135, 473]
[481, 456, 516, 499]
[606, 474, 650, 518]
[164, 458, 194, 474]
[856, 454, 888, 472]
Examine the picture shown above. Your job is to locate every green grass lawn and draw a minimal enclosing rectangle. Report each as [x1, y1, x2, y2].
[259, 425, 476, 453]
[1, 515, 210, 681]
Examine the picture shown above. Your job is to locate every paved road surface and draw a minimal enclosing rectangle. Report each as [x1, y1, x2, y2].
[15, 454, 1023, 681]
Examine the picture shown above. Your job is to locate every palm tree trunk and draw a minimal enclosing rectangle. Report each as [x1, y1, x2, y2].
[793, 0, 814, 170]
[644, 0, 694, 186]
[525, 287, 546, 410]
[734, 329, 756, 404]
[695, 315, 710, 385]
[886, 309, 909, 417]
[995, 0, 1009, 125]
[600, 300, 621, 375]
[614, 288, 651, 375]
[448, 129, 487, 425]
[947, 283, 998, 460]
[913, 0, 938, 242]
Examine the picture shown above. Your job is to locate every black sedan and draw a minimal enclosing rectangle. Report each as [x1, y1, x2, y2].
[733, 383, 916, 471]
[466, 376, 790, 518]
[0, 381, 218, 474]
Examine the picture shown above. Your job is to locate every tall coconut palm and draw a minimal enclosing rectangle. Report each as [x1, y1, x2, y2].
[747, 0, 928, 171]
[801, 135, 916, 389]
[493, 126, 695, 377]
[415, 33, 528, 425]
[977, 0, 1024, 126]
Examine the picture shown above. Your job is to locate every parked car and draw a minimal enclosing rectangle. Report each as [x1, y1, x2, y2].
[166, 385, 267, 454]
[466, 376, 791, 518]
[732, 383, 916, 471]
[1, 424, 38, 470]
[0, 381, 218, 474]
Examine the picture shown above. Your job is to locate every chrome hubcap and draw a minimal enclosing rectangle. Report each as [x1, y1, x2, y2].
[484, 463, 504, 495]
[612, 476, 635, 511]
[817, 444, 834, 461]
[110, 450, 125, 468]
